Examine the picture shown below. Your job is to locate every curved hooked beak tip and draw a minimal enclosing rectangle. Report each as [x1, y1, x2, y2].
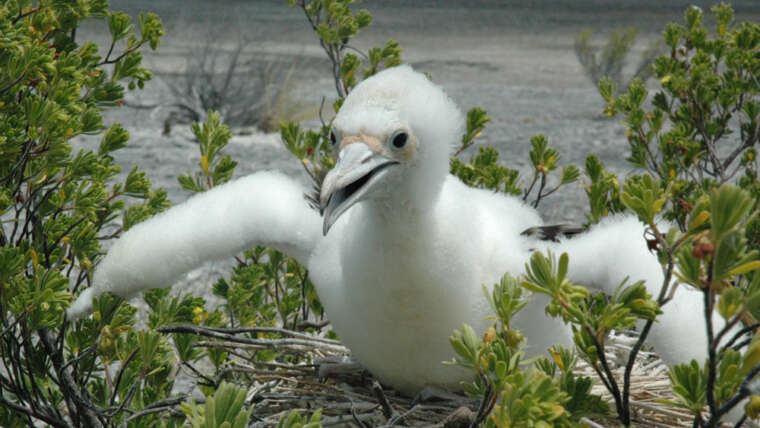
[320, 143, 398, 236]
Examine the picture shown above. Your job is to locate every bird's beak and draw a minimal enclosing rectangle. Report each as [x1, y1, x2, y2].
[320, 143, 398, 235]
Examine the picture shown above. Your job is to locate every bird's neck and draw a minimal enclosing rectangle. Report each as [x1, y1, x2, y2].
[364, 188, 440, 235]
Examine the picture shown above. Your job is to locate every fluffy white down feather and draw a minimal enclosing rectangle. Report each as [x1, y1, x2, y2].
[69, 65, 724, 397]
[67, 172, 320, 318]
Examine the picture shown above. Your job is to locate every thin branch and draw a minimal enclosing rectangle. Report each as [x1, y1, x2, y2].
[622, 234, 676, 424]
[708, 362, 760, 425]
[721, 323, 760, 353]
[182, 360, 216, 387]
[704, 285, 718, 416]
[12, 6, 41, 24]
[109, 347, 140, 407]
[0, 308, 30, 338]
[97, 41, 146, 67]
[470, 376, 496, 428]
[119, 396, 188, 426]
[105, 379, 139, 418]
[532, 172, 548, 208]
[371, 381, 398, 421]
[0, 395, 69, 428]
[453, 140, 474, 157]
[0, 71, 27, 95]
[157, 324, 348, 353]
[159, 324, 342, 345]
[522, 171, 540, 202]
[585, 322, 625, 421]
[39, 329, 104, 428]
[714, 313, 744, 352]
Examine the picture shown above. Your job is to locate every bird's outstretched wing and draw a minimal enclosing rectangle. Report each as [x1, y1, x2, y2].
[549, 216, 719, 365]
[67, 171, 321, 319]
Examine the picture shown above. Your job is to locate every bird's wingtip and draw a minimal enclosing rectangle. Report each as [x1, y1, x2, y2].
[66, 287, 96, 320]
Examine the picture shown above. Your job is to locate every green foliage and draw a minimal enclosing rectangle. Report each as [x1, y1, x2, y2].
[523, 134, 580, 208]
[276, 409, 323, 428]
[280, 121, 335, 194]
[664, 360, 708, 414]
[280, 0, 405, 193]
[449, 274, 609, 426]
[620, 173, 667, 227]
[601, 3, 760, 231]
[592, 4, 760, 426]
[520, 251, 661, 423]
[451, 132, 578, 209]
[211, 246, 322, 332]
[181, 381, 253, 428]
[450, 147, 522, 196]
[457, 107, 491, 154]
[288, 0, 399, 101]
[0, 1, 178, 426]
[178, 111, 237, 193]
[583, 153, 625, 224]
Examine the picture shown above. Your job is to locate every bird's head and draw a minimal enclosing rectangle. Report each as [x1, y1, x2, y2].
[320, 65, 463, 235]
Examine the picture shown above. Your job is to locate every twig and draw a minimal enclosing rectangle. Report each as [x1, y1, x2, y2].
[532, 171, 548, 208]
[350, 403, 372, 428]
[119, 396, 188, 427]
[196, 339, 347, 354]
[97, 42, 145, 67]
[298, 319, 331, 330]
[318, 95, 328, 128]
[470, 376, 496, 428]
[720, 323, 759, 354]
[158, 324, 345, 348]
[704, 287, 718, 418]
[0, 71, 27, 95]
[106, 379, 139, 418]
[0, 395, 69, 428]
[0, 308, 30, 338]
[523, 171, 540, 202]
[12, 6, 41, 24]
[387, 405, 421, 426]
[733, 414, 747, 428]
[182, 360, 217, 387]
[714, 314, 745, 352]
[371, 381, 398, 421]
[109, 347, 140, 407]
[714, 362, 760, 423]
[39, 329, 104, 428]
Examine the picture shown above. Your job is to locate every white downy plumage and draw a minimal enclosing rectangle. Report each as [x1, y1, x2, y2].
[69, 65, 718, 395]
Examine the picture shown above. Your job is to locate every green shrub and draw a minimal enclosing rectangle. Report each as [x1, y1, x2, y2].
[594, 5, 760, 425]
[0, 1, 172, 426]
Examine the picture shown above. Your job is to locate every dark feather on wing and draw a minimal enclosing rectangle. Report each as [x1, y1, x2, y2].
[521, 224, 586, 243]
[304, 168, 327, 215]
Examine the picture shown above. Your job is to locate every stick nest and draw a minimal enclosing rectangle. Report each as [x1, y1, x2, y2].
[159, 325, 739, 427]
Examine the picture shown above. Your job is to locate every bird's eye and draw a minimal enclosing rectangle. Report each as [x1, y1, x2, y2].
[391, 131, 408, 149]
[329, 129, 338, 146]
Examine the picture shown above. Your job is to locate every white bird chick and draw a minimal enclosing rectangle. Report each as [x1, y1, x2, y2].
[69, 65, 716, 396]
